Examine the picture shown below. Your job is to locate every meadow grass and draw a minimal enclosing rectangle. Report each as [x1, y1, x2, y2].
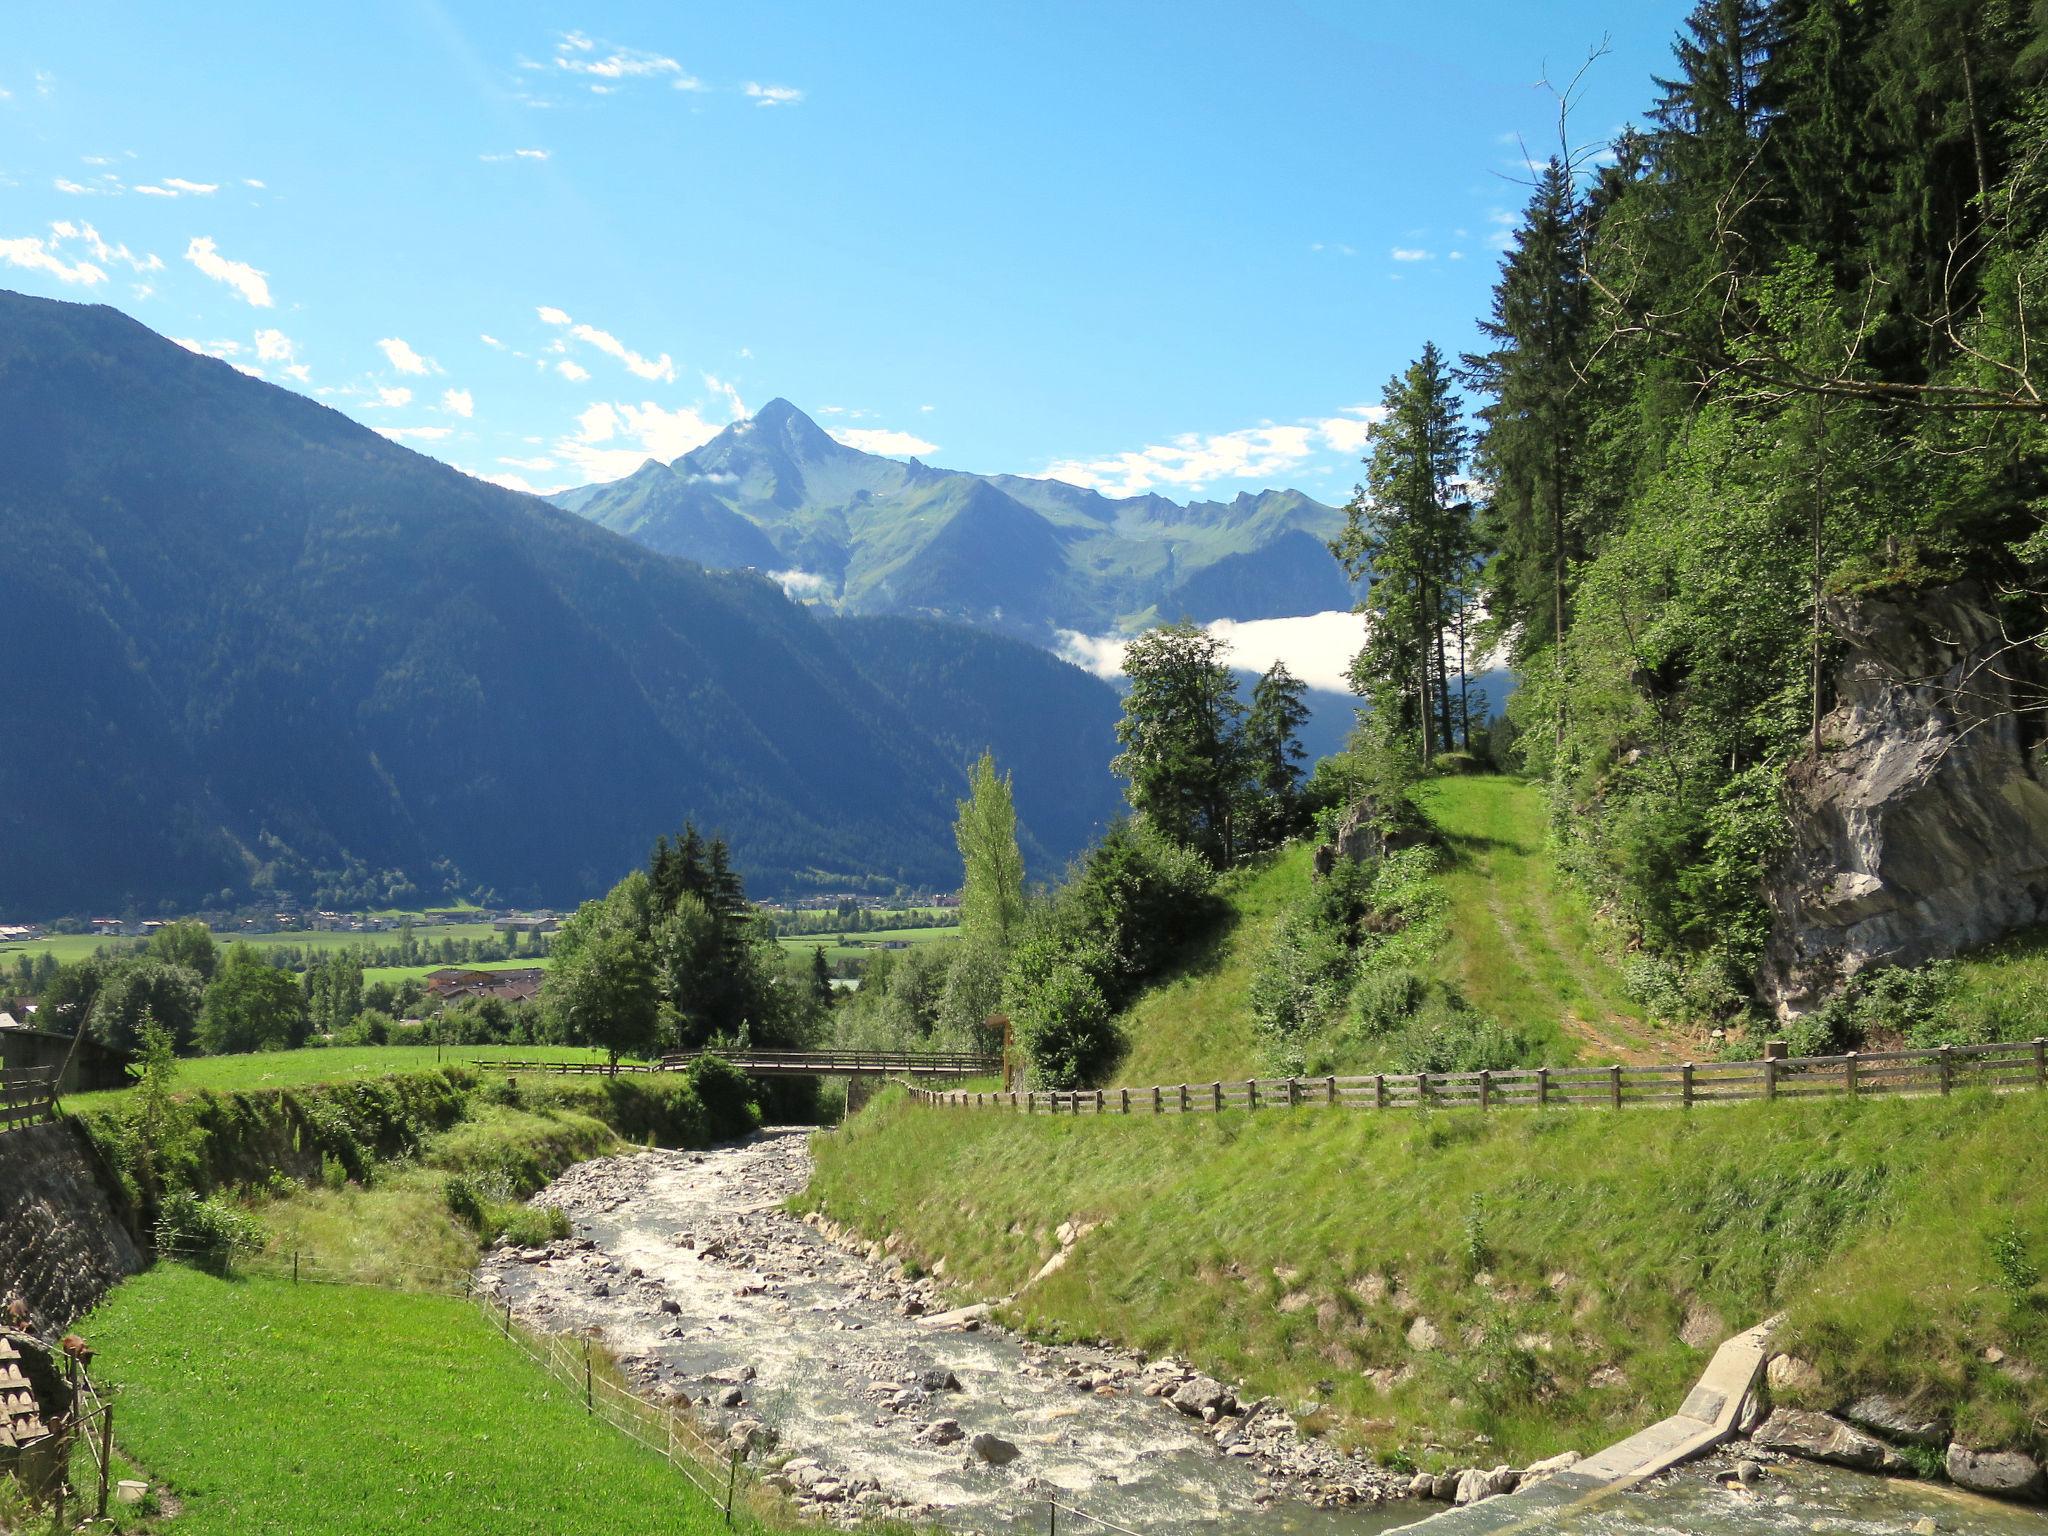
[76, 1267, 744, 1536]
[1110, 843, 1315, 1085]
[1409, 776, 1661, 1063]
[806, 1086, 2048, 1471]
[59, 1044, 621, 1115]
[361, 956, 553, 986]
[775, 925, 959, 963]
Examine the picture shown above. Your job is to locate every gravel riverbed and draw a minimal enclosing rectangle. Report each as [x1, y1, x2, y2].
[478, 1127, 1414, 1534]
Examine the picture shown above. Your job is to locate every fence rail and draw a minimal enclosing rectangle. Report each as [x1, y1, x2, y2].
[913, 1037, 2048, 1119]
[0, 1068, 58, 1134]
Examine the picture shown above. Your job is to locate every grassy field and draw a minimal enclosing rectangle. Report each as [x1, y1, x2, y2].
[59, 1044, 620, 1114]
[1411, 776, 1663, 1064]
[775, 924, 958, 964]
[362, 956, 553, 986]
[1111, 843, 1315, 1085]
[76, 1267, 744, 1536]
[808, 1085, 2048, 1474]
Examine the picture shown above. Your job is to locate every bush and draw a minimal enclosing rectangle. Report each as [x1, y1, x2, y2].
[1012, 963, 1116, 1089]
[155, 1189, 264, 1261]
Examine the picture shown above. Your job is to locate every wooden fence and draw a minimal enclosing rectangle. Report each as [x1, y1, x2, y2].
[0, 1068, 58, 1134]
[912, 1037, 2048, 1118]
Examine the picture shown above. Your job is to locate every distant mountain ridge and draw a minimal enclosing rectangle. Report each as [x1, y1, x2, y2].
[556, 400, 1356, 640]
[0, 291, 1126, 916]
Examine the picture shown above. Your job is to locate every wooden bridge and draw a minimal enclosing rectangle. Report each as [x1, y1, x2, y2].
[476, 1049, 1000, 1080]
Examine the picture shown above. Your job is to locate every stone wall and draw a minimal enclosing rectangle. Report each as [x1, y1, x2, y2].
[1761, 581, 2048, 1016]
[0, 1122, 141, 1332]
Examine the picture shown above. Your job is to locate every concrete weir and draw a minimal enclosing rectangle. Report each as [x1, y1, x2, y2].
[1387, 1317, 1780, 1533]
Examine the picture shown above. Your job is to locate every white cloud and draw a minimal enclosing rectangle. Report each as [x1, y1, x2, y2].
[441, 387, 474, 417]
[164, 177, 218, 195]
[702, 372, 745, 419]
[1058, 610, 1365, 695]
[480, 333, 505, 349]
[481, 148, 551, 163]
[537, 306, 676, 382]
[671, 75, 706, 92]
[745, 82, 803, 106]
[555, 359, 591, 382]
[478, 470, 550, 493]
[499, 455, 557, 471]
[553, 33, 686, 85]
[555, 399, 722, 481]
[171, 336, 242, 359]
[134, 185, 176, 197]
[53, 177, 112, 196]
[243, 177, 266, 189]
[1043, 406, 1386, 496]
[1309, 241, 1358, 256]
[771, 569, 833, 600]
[0, 232, 105, 286]
[919, 403, 934, 413]
[47, 221, 159, 272]
[185, 236, 272, 306]
[284, 363, 311, 382]
[1390, 247, 1433, 262]
[375, 386, 412, 408]
[829, 427, 937, 458]
[376, 425, 453, 442]
[377, 336, 431, 375]
[253, 328, 295, 363]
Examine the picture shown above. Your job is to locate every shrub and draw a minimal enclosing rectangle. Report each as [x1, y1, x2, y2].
[1013, 963, 1116, 1089]
[155, 1190, 264, 1261]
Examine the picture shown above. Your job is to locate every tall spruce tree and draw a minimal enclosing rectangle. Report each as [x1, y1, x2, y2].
[1112, 623, 1247, 864]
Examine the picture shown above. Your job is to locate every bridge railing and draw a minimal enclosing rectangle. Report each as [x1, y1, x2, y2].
[913, 1038, 2048, 1118]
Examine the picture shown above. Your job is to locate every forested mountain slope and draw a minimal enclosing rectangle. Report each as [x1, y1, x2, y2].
[0, 291, 1123, 915]
[560, 400, 1355, 640]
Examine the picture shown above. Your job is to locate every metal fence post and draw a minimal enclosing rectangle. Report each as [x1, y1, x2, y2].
[584, 1338, 593, 1413]
[97, 1404, 114, 1518]
[725, 1449, 740, 1526]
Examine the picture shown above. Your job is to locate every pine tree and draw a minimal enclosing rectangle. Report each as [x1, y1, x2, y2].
[1241, 662, 1311, 847]
[1332, 343, 1473, 763]
[1111, 623, 1247, 863]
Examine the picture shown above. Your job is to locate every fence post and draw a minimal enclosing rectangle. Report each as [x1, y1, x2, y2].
[1938, 1044, 1953, 1096]
[584, 1338, 593, 1413]
[1180, 1083, 1189, 1112]
[1028, 1092, 1035, 1114]
[502, 1296, 512, 1337]
[97, 1403, 114, 1518]
[1247, 1079, 1258, 1111]
[725, 1449, 740, 1526]
[1416, 1072, 1429, 1110]
[1212, 1081, 1223, 1112]
[2036, 1037, 2047, 1091]
[1095, 1090, 1104, 1115]
[1764, 1056, 1777, 1101]
[1326, 1075, 1337, 1106]
[1153, 1086, 1162, 1114]
[1680, 1063, 1694, 1109]
[1844, 1052, 1858, 1097]
[1287, 1077, 1299, 1109]
[1479, 1070, 1491, 1112]
[1609, 1064, 1622, 1110]
[1049, 1499, 1057, 1536]
[1120, 1088, 1130, 1115]
[293, 1249, 300, 1284]
[1536, 1067, 1549, 1109]
[1374, 1074, 1386, 1110]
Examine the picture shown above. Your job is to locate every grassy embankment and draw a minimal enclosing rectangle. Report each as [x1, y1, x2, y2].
[808, 1085, 2048, 1474]
[773, 924, 959, 965]
[1112, 775, 1662, 1087]
[74, 1268, 749, 1536]
[807, 771, 2048, 1473]
[59, 1044, 622, 1117]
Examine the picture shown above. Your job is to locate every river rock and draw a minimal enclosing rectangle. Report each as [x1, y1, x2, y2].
[1407, 1472, 1435, 1499]
[1522, 1450, 1580, 1482]
[1761, 580, 2048, 1015]
[1765, 1353, 1823, 1397]
[1171, 1375, 1236, 1418]
[921, 1419, 965, 1446]
[1751, 1409, 1905, 1473]
[1452, 1466, 1518, 1505]
[971, 1433, 1021, 1467]
[1946, 1444, 2047, 1501]
[1429, 1472, 1460, 1501]
[920, 1367, 961, 1392]
[1843, 1394, 1947, 1449]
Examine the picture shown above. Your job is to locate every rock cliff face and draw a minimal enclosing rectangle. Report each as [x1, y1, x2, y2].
[0, 1122, 141, 1331]
[1762, 582, 2048, 1016]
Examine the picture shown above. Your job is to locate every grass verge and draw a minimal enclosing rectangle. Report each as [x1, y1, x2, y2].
[805, 1086, 2048, 1472]
[74, 1267, 745, 1535]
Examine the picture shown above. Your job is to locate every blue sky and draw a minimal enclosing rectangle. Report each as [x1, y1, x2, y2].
[2, 2, 1689, 501]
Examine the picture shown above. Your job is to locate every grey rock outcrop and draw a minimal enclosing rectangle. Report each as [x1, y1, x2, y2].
[1762, 582, 2048, 1016]
[1751, 1408, 1906, 1473]
[1946, 1444, 2047, 1501]
[1842, 1394, 1947, 1449]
